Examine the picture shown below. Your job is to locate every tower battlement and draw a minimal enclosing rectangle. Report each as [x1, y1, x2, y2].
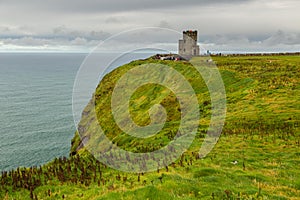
[183, 30, 198, 41]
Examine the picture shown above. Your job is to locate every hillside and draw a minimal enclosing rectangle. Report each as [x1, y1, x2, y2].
[1, 55, 299, 199]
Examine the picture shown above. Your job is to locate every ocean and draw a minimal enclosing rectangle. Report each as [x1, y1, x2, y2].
[0, 53, 86, 171]
[0, 52, 156, 172]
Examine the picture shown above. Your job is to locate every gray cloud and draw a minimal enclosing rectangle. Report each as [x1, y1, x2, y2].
[105, 17, 123, 24]
[263, 30, 300, 46]
[52, 26, 111, 40]
[157, 21, 173, 29]
[203, 30, 300, 47]
[0, 0, 300, 52]
[3, 0, 253, 13]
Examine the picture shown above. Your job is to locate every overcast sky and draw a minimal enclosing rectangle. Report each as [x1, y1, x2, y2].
[1, 0, 300, 53]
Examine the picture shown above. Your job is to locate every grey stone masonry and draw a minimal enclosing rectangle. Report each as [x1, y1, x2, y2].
[178, 30, 200, 59]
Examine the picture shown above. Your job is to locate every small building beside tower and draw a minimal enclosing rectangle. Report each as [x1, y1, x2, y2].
[178, 30, 200, 59]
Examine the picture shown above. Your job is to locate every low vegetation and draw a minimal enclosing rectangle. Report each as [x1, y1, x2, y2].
[1, 55, 299, 199]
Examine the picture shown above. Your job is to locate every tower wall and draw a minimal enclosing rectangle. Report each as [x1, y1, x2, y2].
[178, 30, 200, 58]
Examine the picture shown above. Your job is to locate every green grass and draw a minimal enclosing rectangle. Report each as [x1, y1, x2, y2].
[1, 55, 299, 199]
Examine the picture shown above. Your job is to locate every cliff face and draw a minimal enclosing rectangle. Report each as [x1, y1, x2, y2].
[70, 131, 81, 156]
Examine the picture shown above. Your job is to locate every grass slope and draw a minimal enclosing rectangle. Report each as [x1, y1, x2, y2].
[1, 55, 299, 200]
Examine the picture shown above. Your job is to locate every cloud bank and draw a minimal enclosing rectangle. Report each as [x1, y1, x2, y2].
[0, 0, 299, 52]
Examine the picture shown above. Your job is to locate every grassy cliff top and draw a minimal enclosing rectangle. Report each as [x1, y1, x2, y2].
[1, 55, 300, 199]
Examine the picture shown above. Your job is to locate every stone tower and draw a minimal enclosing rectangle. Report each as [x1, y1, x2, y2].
[178, 30, 200, 58]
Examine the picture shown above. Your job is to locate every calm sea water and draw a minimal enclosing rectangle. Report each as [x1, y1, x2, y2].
[0, 52, 156, 172]
[0, 53, 87, 171]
